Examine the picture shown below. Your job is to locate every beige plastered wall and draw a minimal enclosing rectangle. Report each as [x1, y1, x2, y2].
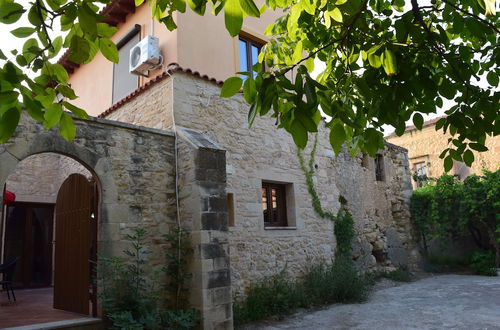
[68, 3, 280, 117]
[387, 126, 500, 186]
[68, 4, 178, 116]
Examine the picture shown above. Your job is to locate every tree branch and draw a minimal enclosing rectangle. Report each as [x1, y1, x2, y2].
[441, 0, 499, 33]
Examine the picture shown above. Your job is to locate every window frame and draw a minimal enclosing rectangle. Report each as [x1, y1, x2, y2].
[238, 35, 264, 75]
[262, 182, 288, 227]
[414, 161, 427, 187]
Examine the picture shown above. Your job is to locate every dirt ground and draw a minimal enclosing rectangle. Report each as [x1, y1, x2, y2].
[240, 274, 500, 330]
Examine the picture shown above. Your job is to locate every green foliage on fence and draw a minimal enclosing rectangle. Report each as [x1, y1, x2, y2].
[410, 170, 500, 271]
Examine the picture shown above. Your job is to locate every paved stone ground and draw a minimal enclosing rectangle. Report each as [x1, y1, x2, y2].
[241, 274, 500, 330]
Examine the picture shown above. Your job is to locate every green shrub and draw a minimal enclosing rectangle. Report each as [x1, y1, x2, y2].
[371, 265, 412, 282]
[410, 170, 499, 267]
[469, 250, 497, 276]
[233, 257, 371, 326]
[98, 228, 201, 329]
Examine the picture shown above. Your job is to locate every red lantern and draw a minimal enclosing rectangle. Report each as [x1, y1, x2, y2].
[3, 190, 15, 205]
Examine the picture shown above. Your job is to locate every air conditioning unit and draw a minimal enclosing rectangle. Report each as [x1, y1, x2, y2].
[129, 35, 162, 76]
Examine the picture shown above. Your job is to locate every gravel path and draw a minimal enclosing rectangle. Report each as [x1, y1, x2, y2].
[240, 274, 500, 330]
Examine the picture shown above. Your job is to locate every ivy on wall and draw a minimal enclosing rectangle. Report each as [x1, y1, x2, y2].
[297, 135, 355, 258]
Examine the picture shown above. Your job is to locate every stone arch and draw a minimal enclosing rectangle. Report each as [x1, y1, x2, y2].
[0, 123, 119, 216]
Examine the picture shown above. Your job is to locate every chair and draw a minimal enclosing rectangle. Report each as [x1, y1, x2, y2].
[0, 257, 19, 302]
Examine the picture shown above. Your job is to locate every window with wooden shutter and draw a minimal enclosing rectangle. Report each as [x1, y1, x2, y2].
[262, 182, 287, 227]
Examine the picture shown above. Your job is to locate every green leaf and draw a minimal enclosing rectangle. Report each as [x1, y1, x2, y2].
[290, 119, 308, 149]
[221, 77, 243, 97]
[99, 38, 119, 63]
[444, 156, 453, 172]
[413, 113, 424, 130]
[0, 2, 25, 24]
[187, 0, 206, 14]
[435, 118, 446, 131]
[0, 91, 19, 105]
[78, 3, 98, 37]
[486, 71, 498, 87]
[0, 107, 20, 143]
[248, 102, 258, 127]
[382, 49, 397, 76]
[243, 78, 257, 103]
[292, 40, 303, 64]
[469, 143, 488, 152]
[43, 63, 69, 84]
[368, 54, 381, 68]
[57, 85, 78, 100]
[224, 0, 243, 37]
[48, 36, 63, 58]
[97, 23, 118, 38]
[15, 55, 27, 66]
[11, 27, 36, 38]
[329, 8, 343, 23]
[135, 0, 145, 6]
[330, 122, 346, 154]
[463, 149, 474, 167]
[63, 101, 89, 119]
[68, 36, 91, 64]
[44, 103, 63, 129]
[22, 94, 45, 122]
[239, 0, 260, 17]
[60, 113, 76, 141]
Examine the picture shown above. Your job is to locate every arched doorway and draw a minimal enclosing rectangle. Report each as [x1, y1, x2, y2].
[1, 152, 99, 318]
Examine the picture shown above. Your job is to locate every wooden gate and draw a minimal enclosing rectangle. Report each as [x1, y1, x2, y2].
[53, 173, 96, 315]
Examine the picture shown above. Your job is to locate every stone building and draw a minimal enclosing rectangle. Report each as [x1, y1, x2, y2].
[1, 1, 420, 329]
[386, 116, 499, 188]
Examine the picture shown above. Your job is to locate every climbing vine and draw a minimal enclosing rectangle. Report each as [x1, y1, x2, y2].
[297, 135, 355, 258]
[411, 170, 500, 268]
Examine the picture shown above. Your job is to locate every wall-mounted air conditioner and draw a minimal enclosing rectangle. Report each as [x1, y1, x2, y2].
[129, 35, 162, 76]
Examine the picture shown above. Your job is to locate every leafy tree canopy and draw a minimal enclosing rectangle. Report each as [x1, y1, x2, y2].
[0, 0, 498, 170]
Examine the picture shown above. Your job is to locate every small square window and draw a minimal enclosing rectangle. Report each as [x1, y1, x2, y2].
[239, 36, 264, 77]
[262, 182, 287, 227]
[375, 154, 385, 181]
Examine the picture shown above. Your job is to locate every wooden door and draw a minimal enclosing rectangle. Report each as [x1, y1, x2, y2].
[53, 174, 93, 315]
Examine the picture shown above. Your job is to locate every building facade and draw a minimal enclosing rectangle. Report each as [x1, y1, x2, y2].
[1, 1, 422, 329]
[386, 117, 499, 188]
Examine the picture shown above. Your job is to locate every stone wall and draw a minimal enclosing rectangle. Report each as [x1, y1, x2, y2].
[387, 123, 499, 187]
[104, 71, 420, 296]
[6, 153, 91, 204]
[0, 115, 177, 277]
[104, 77, 174, 129]
[176, 128, 232, 330]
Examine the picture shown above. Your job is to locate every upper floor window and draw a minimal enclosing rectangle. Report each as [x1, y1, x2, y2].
[112, 25, 140, 104]
[414, 161, 427, 187]
[239, 35, 264, 76]
[262, 182, 287, 227]
[375, 154, 385, 181]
